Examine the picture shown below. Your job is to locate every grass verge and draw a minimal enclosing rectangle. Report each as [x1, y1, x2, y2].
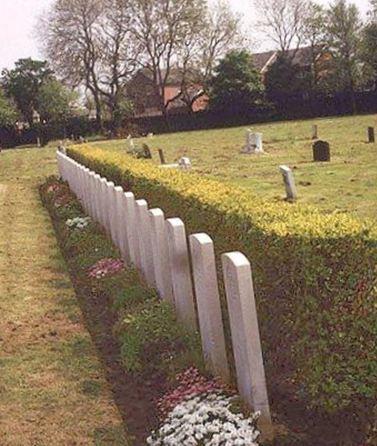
[0, 147, 127, 445]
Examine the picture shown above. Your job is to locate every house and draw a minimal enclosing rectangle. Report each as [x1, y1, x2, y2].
[127, 69, 208, 118]
[252, 46, 331, 85]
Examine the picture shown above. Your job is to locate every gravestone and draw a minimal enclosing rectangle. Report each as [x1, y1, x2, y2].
[312, 124, 318, 139]
[127, 135, 135, 150]
[279, 165, 297, 201]
[166, 218, 197, 330]
[368, 127, 375, 143]
[57, 141, 66, 154]
[190, 233, 230, 382]
[221, 252, 272, 435]
[241, 130, 264, 154]
[149, 208, 174, 304]
[158, 149, 166, 165]
[140, 143, 152, 159]
[179, 157, 192, 170]
[313, 140, 330, 162]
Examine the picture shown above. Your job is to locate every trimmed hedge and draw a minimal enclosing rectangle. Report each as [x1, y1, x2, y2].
[67, 146, 377, 418]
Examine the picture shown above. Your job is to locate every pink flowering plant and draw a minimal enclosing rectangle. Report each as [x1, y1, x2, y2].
[88, 258, 124, 279]
[157, 367, 227, 419]
[47, 183, 62, 194]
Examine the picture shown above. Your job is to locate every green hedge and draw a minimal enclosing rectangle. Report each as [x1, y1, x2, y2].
[67, 145, 377, 417]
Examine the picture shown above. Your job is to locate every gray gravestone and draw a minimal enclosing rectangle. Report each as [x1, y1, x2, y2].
[279, 165, 297, 201]
[241, 130, 264, 154]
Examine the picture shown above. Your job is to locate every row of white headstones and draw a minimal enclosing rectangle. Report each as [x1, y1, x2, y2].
[56, 151, 273, 435]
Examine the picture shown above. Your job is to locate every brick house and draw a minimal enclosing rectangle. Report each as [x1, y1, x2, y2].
[127, 69, 208, 117]
[252, 46, 331, 86]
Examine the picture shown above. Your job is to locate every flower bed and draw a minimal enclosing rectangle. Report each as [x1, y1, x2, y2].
[40, 176, 264, 445]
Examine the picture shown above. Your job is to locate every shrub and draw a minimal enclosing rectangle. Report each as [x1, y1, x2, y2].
[67, 145, 377, 416]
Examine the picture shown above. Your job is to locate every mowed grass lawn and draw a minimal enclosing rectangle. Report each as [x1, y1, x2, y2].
[0, 147, 128, 445]
[92, 114, 377, 220]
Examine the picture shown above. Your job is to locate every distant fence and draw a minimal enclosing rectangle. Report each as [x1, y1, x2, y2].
[57, 150, 272, 431]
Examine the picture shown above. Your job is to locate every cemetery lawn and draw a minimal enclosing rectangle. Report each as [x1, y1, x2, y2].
[0, 147, 129, 445]
[93, 113, 377, 220]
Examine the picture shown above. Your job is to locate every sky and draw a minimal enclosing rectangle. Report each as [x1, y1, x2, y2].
[0, 0, 372, 72]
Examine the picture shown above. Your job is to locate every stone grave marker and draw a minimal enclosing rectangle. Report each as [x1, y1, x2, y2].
[368, 127, 375, 143]
[127, 134, 135, 150]
[158, 149, 166, 165]
[241, 130, 264, 154]
[190, 233, 230, 382]
[312, 124, 318, 139]
[179, 157, 192, 170]
[222, 252, 272, 435]
[313, 140, 330, 162]
[279, 165, 297, 201]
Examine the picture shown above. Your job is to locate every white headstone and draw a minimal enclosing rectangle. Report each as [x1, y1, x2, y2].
[93, 174, 102, 222]
[166, 218, 197, 330]
[279, 165, 297, 201]
[123, 192, 141, 269]
[127, 134, 135, 150]
[105, 181, 115, 236]
[135, 199, 155, 286]
[189, 233, 230, 382]
[149, 208, 174, 304]
[222, 251, 272, 433]
[178, 157, 192, 170]
[99, 178, 108, 228]
[241, 130, 264, 154]
[114, 186, 131, 265]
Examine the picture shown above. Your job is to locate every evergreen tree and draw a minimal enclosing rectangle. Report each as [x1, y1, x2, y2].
[210, 50, 264, 113]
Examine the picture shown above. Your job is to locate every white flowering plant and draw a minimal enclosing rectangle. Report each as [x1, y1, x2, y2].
[147, 392, 260, 446]
[65, 216, 91, 230]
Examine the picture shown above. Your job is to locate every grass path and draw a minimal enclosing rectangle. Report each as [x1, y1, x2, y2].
[0, 148, 128, 445]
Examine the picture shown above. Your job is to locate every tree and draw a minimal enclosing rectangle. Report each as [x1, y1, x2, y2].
[0, 90, 17, 127]
[325, 0, 362, 113]
[97, 0, 137, 132]
[209, 50, 264, 114]
[37, 79, 76, 123]
[265, 53, 310, 102]
[42, 0, 105, 129]
[302, 2, 328, 89]
[198, 0, 244, 85]
[129, 0, 205, 116]
[254, 0, 310, 54]
[1, 58, 53, 125]
[361, 4, 377, 90]
[369, 0, 377, 18]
